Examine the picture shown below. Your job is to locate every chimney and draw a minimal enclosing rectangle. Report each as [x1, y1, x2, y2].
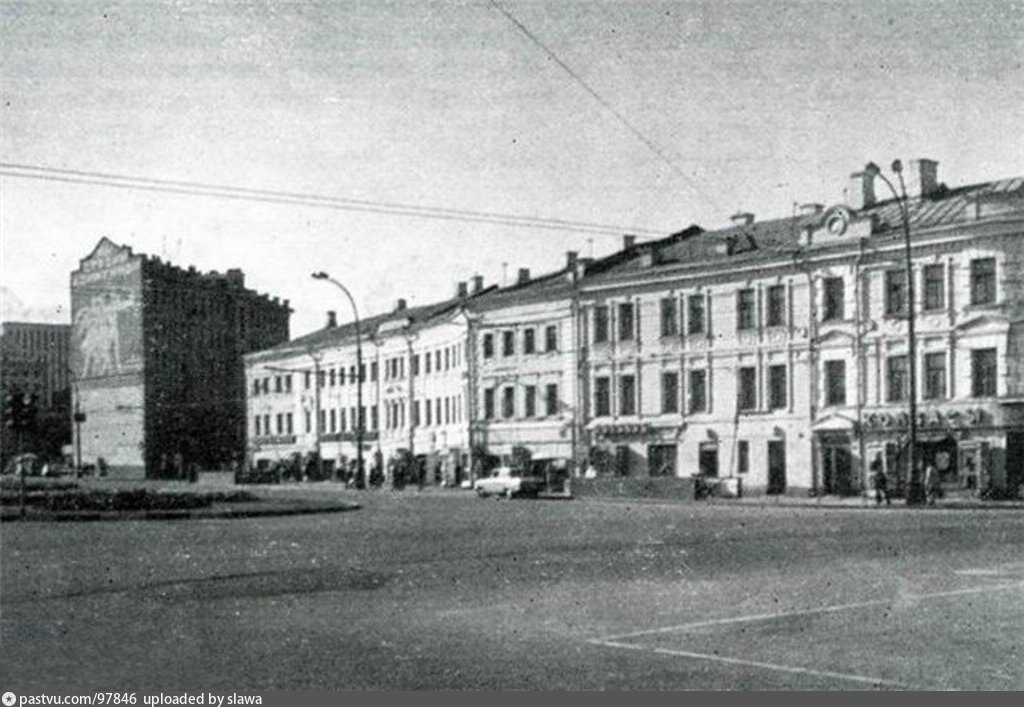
[623, 235, 637, 250]
[517, 268, 530, 285]
[848, 171, 876, 210]
[565, 250, 578, 271]
[395, 298, 407, 312]
[456, 281, 468, 298]
[472, 275, 484, 294]
[905, 158, 939, 199]
[799, 203, 824, 216]
[326, 311, 337, 329]
[730, 212, 755, 226]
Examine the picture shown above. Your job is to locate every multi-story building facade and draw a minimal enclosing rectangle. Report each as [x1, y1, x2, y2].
[470, 260, 582, 474]
[578, 160, 1024, 496]
[245, 286, 486, 483]
[70, 238, 290, 477]
[0, 321, 71, 464]
[243, 160, 1023, 497]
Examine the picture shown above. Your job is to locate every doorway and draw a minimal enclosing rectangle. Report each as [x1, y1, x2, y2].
[767, 440, 786, 495]
[822, 440, 856, 496]
[698, 443, 719, 478]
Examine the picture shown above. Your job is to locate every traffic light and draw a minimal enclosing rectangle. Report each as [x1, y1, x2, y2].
[3, 393, 23, 430]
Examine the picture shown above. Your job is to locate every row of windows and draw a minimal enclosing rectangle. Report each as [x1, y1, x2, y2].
[823, 348, 999, 405]
[590, 348, 1000, 419]
[253, 343, 468, 395]
[254, 412, 294, 437]
[482, 383, 561, 420]
[592, 257, 999, 343]
[482, 325, 559, 359]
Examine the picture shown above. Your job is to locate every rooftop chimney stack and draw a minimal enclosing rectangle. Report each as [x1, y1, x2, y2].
[799, 203, 824, 216]
[517, 268, 530, 285]
[456, 281, 468, 299]
[623, 235, 637, 250]
[565, 250, 578, 271]
[848, 171, 876, 210]
[730, 212, 755, 226]
[905, 158, 939, 199]
[472, 275, 484, 294]
[326, 311, 337, 329]
[395, 298, 407, 312]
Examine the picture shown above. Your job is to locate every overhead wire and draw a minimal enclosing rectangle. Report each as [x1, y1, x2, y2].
[486, 0, 723, 214]
[0, 162, 669, 238]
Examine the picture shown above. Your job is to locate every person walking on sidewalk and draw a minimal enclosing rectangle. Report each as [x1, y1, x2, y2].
[871, 457, 890, 506]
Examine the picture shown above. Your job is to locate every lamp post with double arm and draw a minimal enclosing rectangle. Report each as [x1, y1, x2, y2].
[311, 272, 365, 489]
[864, 160, 924, 506]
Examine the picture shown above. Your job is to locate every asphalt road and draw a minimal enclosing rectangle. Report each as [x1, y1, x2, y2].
[2, 489, 1022, 690]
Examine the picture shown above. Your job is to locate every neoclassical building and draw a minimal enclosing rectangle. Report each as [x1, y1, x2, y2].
[246, 159, 1023, 497]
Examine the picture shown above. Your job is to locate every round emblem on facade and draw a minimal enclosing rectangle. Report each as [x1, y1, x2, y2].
[823, 205, 852, 236]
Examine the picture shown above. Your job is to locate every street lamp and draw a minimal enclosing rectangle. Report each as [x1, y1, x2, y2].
[864, 160, 924, 506]
[311, 272, 365, 489]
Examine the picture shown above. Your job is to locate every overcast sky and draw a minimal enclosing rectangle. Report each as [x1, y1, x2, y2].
[2, 0, 1022, 336]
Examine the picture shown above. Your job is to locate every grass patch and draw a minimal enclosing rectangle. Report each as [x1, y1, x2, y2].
[0, 488, 260, 512]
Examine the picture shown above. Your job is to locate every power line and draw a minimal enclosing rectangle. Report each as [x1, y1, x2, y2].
[486, 0, 723, 214]
[0, 162, 669, 238]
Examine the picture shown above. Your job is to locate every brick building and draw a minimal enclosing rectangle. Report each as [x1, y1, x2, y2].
[70, 238, 290, 477]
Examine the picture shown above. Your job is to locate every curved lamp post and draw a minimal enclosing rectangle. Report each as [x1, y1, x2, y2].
[311, 272, 365, 489]
[864, 160, 924, 506]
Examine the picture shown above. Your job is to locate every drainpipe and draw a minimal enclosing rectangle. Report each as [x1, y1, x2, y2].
[793, 249, 820, 495]
[854, 238, 868, 501]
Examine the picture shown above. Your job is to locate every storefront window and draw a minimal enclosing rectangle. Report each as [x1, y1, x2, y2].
[971, 348, 997, 397]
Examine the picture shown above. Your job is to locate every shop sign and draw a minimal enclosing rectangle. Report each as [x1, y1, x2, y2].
[863, 408, 990, 430]
[593, 423, 655, 438]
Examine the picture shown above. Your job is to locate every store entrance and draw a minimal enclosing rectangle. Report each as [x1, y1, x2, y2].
[919, 436, 958, 484]
[821, 439, 856, 496]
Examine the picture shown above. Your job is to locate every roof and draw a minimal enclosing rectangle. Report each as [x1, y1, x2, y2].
[584, 175, 1024, 286]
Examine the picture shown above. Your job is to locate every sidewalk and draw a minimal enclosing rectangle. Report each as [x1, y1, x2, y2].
[728, 492, 1024, 511]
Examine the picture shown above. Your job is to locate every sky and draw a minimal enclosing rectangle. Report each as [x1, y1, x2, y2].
[2, 0, 1022, 337]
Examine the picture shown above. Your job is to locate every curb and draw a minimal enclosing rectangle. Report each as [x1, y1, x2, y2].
[0, 500, 361, 522]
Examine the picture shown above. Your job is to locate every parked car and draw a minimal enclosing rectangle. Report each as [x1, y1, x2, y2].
[473, 467, 543, 498]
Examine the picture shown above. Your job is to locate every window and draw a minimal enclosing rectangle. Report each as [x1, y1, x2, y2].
[737, 367, 757, 411]
[595, 376, 611, 417]
[412, 401, 420, 427]
[970, 258, 996, 305]
[972, 348, 997, 397]
[619, 374, 636, 415]
[737, 288, 756, 330]
[253, 379, 261, 396]
[660, 298, 678, 337]
[329, 369, 336, 386]
[502, 386, 515, 418]
[424, 352, 432, 373]
[825, 360, 846, 406]
[923, 264, 945, 311]
[661, 371, 679, 414]
[275, 376, 282, 393]
[435, 350, 441, 370]
[618, 302, 635, 341]
[594, 305, 610, 343]
[688, 369, 707, 413]
[329, 409, 336, 433]
[523, 329, 536, 354]
[887, 355, 908, 402]
[737, 440, 749, 474]
[340, 409, 346, 432]
[444, 348, 451, 370]
[254, 415, 261, 436]
[371, 405, 378, 431]
[426, 397, 434, 425]
[545, 325, 558, 352]
[502, 330, 515, 357]
[285, 375, 292, 393]
[435, 399, 441, 425]
[545, 383, 559, 416]
[766, 284, 786, 327]
[304, 410, 311, 434]
[524, 385, 536, 418]
[823, 277, 845, 321]
[687, 295, 705, 334]
[304, 372, 311, 389]
[885, 270, 907, 316]
[411, 355, 420, 376]
[768, 364, 787, 409]
[924, 352, 946, 400]
[338, 368, 345, 386]
[370, 361, 378, 382]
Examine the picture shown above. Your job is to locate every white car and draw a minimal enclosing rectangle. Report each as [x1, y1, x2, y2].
[473, 467, 543, 498]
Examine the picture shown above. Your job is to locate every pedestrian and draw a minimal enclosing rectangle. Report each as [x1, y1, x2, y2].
[925, 463, 940, 505]
[871, 457, 890, 506]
